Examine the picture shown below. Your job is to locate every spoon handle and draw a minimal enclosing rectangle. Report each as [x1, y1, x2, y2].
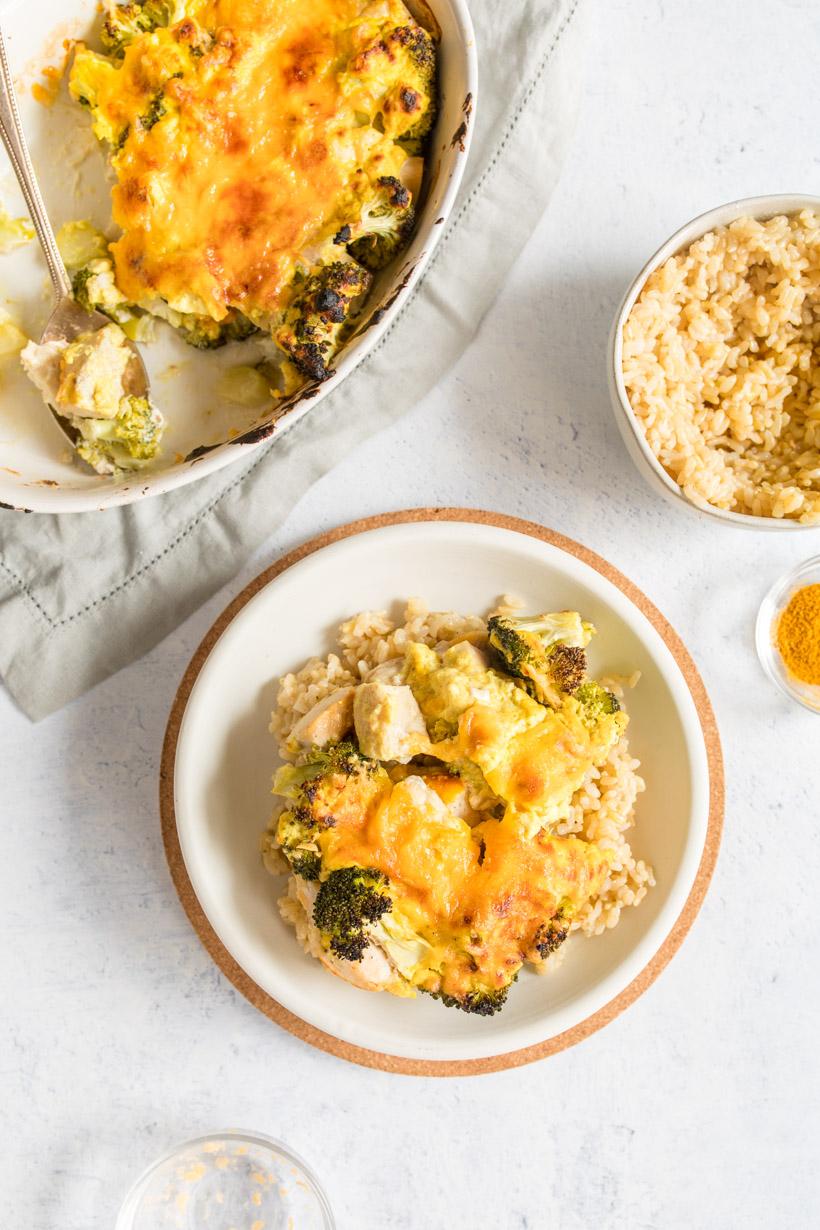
[0, 25, 72, 300]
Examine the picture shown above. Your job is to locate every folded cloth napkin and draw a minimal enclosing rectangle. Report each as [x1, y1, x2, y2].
[0, 0, 585, 720]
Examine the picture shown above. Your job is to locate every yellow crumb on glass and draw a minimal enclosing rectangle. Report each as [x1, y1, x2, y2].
[251, 1191, 262, 1207]
[215, 1155, 231, 1169]
[251, 1221, 265, 1230]
[203, 1141, 221, 1153]
[181, 1162, 206, 1182]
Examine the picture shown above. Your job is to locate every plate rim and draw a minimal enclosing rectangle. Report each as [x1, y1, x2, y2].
[159, 507, 724, 1076]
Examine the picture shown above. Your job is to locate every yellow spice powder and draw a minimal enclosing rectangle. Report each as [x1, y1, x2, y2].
[776, 583, 820, 686]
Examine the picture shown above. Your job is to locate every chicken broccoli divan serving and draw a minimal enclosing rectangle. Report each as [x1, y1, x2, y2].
[262, 600, 654, 1017]
[20, 0, 437, 473]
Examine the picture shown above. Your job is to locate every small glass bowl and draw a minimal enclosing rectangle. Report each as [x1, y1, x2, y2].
[756, 555, 820, 713]
[116, 1129, 335, 1230]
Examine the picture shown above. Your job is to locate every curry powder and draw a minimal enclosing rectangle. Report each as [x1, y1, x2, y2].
[776, 583, 820, 686]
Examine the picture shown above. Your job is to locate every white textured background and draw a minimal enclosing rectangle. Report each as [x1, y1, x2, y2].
[3, 1, 820, 1226]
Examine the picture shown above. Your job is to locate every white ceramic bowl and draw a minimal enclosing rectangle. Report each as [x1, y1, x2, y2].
[165, 513, 722, 1072]
[0, 0, 476, 513]
[608, 193, 820, 532]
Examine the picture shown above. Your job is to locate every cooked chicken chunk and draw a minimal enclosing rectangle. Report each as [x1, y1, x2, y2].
[21, 323, 132, 421]
[290, 686, 356, 748]
[364, 658, 405, 684]
[353, 681, 429, 763]
[434, 640, 489, 672]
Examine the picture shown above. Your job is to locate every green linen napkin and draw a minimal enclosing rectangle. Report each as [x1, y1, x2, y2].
[0, 0, 586, 719]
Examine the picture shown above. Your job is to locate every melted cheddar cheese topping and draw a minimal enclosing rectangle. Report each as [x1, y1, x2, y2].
[316, 775, 612, 1001]
[70, 0, 421, 322]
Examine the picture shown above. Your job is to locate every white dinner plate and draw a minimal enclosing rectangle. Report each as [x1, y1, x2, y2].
[162, 510, 723, 1074]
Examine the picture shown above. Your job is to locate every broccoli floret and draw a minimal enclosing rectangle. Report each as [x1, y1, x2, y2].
[140, 91, 168, 131]
[110, 395, 162, 459]
[101, 1, 181, 57]
[428, 984, 511, 1017]
[288, 850, 322, 881]
[73, 259, 133, 324]
[222, 312, 259, 344]
[275, 260, 372, 383]
[274, 742, 388, 879]
[487, 612, 595, 709]
[179, 319, 223, 349]
[313, 866, 392, 962]
[387, 25, 437, 146]
[180, 311, 258, 351]
[274, 741, 379, 802]
[75, 394, 164, 473]
[275, 806, 322, 878]
[575, 681, 621, 723]
[339, 176, 416, 273]
[344, 22, 437, 149]
[532, 910, 570, 959]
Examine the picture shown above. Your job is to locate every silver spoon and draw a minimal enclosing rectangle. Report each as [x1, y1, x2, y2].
[0, 24, 148, 447]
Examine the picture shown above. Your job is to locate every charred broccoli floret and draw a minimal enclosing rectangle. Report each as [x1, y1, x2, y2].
[275, 260, 372, 383]
[387, 25, 438, 147]
[532, 910, 570, 959]
[75, 394, 164, 472]
[101, 1, 182, 57]
[338, 176, 416, 272]
[428, 983, 511, 1017]
[344, 22, 437, 150]
[313, 866, 392, 961]
[487, 611, 595, 709]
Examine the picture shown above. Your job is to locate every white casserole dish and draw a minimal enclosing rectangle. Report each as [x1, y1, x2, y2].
[0, 0, 477, 512]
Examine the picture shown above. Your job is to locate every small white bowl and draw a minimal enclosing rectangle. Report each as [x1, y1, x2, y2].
[756, 554, 820, 714]
[115, 1129, 334, 1229]
[608, 193, 820, 532]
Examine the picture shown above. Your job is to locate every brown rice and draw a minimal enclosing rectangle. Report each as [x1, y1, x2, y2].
[622, 209, 820, 523]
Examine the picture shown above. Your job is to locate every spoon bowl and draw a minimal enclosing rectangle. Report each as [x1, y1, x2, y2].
[0, 23, 150, 459]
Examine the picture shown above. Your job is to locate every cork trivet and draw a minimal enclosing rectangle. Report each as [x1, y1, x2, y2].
[160, 508, 724, 1076]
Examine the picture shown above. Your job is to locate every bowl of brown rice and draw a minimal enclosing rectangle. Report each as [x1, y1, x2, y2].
[609, 194, 820, 529]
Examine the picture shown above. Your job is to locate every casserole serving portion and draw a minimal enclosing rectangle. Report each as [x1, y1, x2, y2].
[70, 0, 437, 389]
[0, 0, 475, 508]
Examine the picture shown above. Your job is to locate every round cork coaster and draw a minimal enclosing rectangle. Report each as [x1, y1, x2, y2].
[160, 508, 724, 1076]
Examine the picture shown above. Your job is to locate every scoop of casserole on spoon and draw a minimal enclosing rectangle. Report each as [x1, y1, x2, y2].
[0, 24, 162, 474]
